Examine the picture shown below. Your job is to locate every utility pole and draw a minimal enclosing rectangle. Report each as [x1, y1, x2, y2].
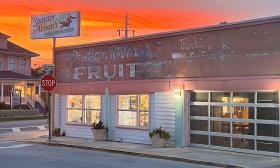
[117, 13, 135, 39]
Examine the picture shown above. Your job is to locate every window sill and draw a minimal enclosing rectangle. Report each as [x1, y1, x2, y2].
[115, 126, 150, 131]
[66, 122, 91, 127]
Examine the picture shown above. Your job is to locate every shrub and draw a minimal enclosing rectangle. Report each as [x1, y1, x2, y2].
[0, 102, 10, 110]
[53, 128, 65, 136]
[149, 127, 170, 140]
[91, 120, 107, 130]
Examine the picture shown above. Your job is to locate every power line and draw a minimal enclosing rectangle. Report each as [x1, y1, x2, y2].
[0, 0, 49, 12]
[0, 0, 123, 24]
[43, 0, 124, 18]
[131, 14, 166, 29]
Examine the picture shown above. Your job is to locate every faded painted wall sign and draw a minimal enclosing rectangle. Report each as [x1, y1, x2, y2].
[56, 20, 280, 83]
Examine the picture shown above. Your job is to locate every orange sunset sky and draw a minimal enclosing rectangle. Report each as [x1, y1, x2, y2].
[0, 0, 280, 67]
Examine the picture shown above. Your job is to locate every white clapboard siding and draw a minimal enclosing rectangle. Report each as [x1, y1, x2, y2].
[107, 95, 151, 144]
[54, 94, 61, 128]
[55, 92, 176, 144]
[153, 92, 176, 144]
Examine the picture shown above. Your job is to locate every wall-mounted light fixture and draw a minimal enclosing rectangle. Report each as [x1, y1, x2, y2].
[174, 89, 182, 97]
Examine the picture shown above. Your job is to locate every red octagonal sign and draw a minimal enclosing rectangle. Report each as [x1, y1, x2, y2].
[40, 75, 57, 92]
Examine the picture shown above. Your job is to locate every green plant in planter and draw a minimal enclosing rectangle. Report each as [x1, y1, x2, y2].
[91, 120, 107, 141]
[149, 127, 170, 140]
[91, 120, 108, 131]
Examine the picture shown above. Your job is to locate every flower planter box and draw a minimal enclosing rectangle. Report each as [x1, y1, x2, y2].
[150, 134, 167, 148]
[92, 129, 106, 141]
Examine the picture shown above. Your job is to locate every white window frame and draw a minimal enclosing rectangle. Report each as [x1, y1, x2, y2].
[67, 95, 101, 125]
[19, 57, 27, 71]
[116, 94, 150, 129]
[8, 56, 16, 71]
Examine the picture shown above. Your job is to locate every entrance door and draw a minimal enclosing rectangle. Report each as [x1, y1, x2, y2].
[188, 91, 280, 156]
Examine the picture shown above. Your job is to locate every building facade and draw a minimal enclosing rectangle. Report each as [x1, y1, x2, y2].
[54, 16, 280, 156]
[0, 32, 43, 108]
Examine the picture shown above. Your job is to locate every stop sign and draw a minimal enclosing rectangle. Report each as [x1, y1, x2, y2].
[40, 75, 57, 92]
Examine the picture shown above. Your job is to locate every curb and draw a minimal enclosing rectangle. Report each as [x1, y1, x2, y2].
[23, 140, 244, 168]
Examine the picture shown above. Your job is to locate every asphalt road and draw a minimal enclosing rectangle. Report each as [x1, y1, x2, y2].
[0, 141, 215, 168]
[0, 119, 47, 129]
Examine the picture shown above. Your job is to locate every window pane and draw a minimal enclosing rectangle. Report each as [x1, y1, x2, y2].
[68, 109, 82, 123]
[257, 92, 279, 103]
[67, 95, 82, 108]
[140, 95, 149, 111]
[19, 58, 27, 70]
[139, 112, 149, 127]
[257, 140, 279, 153]
[85, 95, 100, 109]
[233, 107, 254, 119]
[210, 92, 230, 102]
[0, 55, 2, 69]
[210, 106, 230, 118]
[257, 107, 279, 120]
[232, 122, 254, 135]
[190, 134, 208, 145]
[233, 92, 254, 103]
[190, 92, 208, 102]
[257, 124, 279, 137]
[8, 57, 16, 71]
[210, 121, 230, 133]
[211, 136, 230, 147]
[190, 105, 208, 117]
[190, 120, 208, 131]
[233, 138, 254, 150]
[118, 95, 137, 110]
[118, 111, 137, 127]
[85, 110, 100, 124]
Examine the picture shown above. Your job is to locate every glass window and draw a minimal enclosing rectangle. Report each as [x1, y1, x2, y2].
[211, 136, 230, 147]
[257, 124, 279, 137]
[257, 140, 279, 153]
[190, 92, 208, 102]
[8, 56, 16, 71]
[233, 92, 254, 103]
[210, 106, 230, 118]
[118, 95, 137, 110]
[233, 138, 254, 150]
[67, 95, 101, 124]
[3, 85, 12, 97]
[257, 107, 279, 120]
[139, 95, 149, 127]
[19, 57, 27, 71]
[190, 134, 208, 145]
[232, 122, 254, 135]
[117, 94, 149, 128]
[210, 92, 230, 102]
[211, 121, 230, 133]
[257, 92, 279, 103]
[84, 95, 101, 124]
[190, 120, 208, 131]
[67, 95, 82, 123]
[0, 55, 2, 70]
[190, 105, 208, 117]
[233, 106, 254, 119]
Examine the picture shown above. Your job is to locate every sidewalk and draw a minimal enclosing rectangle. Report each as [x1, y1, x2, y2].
[22, 136, 280, 168]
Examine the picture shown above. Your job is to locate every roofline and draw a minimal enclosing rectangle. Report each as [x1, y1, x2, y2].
[0, 33, 10, 38]
[0, 51, 39, 57]
[56, 15, 280, 51]
[0, 78, 39, 81]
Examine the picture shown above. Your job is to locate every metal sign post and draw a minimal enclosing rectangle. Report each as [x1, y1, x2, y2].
[48, 91, 51, 141]
[40, 74, 56, 142]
